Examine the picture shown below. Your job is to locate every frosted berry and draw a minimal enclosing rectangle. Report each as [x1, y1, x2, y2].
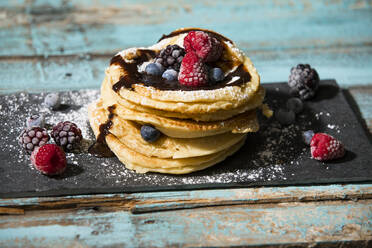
[286, 97, 304, 114]
[310, 133, 345, 161]
[178, 52, 208, 87]
[275, 108, 295, 125]
[162, 69, 178, 81]
[288, 64, 319, 100]
[26, 114, 45, 128]
[140, 125, 161, 143]
[52, 121, 82, 152]
[31, 144, 67, 175]
[184, 31, 223, 62]
[44, 93, 61, 110]
[145, 63, 163, 76]
[18, 127, 50, 154]
[209, 67, 224, 83]
[302, 130, 315, 145]
[155, 45, 185, 71]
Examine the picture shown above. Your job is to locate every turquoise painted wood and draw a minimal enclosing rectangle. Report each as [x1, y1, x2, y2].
[0, 0, 372, 89]
[1, 200, 371, 247]
[1, 0, 372, 247]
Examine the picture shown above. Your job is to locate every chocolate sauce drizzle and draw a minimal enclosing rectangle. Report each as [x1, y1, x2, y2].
[111, 50, 251, 92]
[88, 105, 116, 157]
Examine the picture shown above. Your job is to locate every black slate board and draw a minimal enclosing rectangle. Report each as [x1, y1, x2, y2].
[0, 80, 371, 198]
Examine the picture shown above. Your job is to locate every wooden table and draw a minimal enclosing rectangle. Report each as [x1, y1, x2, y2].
[1, 1, 371, 247]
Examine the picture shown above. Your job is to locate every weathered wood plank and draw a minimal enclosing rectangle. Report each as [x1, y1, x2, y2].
[1, 184, 371, 214]
[0, 199, 371, 247]
[1, 0, 371, 55]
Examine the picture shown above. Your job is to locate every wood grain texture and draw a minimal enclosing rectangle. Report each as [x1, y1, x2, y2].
[0, 184, 371, 213]
[0, 0, 372, 88]
[0, 200, 371, 247]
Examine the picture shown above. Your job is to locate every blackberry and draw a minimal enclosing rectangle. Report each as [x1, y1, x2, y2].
[155, 45, 185, 71]
[288, 64, 319, 100]
[52, 121, 82, 151]
[18, 127, 50, 154]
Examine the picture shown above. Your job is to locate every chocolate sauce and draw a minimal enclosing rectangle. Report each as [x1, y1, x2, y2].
[88, 105, 116, 157]
[111, 53, 250, 92]
[158, 28, 233, 43]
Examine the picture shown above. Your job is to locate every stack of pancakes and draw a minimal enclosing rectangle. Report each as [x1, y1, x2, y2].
[88, 28, 270, 174]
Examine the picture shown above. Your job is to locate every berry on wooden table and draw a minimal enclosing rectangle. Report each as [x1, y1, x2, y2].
[288, 64, 319, 100]
[52, 121, 82, 152]
[31, 144, 67, 176]
[26, 114, 45, 128]
[44, 93, 61, 110]
[310, 133, 345, 161]
[18, 127, 50, 154]
[275, 108, 295, 125]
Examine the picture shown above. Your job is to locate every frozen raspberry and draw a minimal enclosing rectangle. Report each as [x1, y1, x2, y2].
[31, 144, 67, 175]
[310, 133, 345, 161]
[178, 52, 208, 87]
[51, 121, 82, 152]
[18, 127, 50, 154]
[288, 64, 319, 100]
[183, 31, 223, 62]
[155, 45, 185, 71]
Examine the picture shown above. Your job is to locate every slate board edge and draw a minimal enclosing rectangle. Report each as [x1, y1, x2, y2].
[1, 80, 372, 198]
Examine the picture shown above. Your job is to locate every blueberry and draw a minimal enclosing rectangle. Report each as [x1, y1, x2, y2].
[140, 125, 161, 142]
[286, 97, 303, 114]
[26, 114, 45, 128]
[145, 63, 163, 76]
[275, 108, 295, 125]
[44, 93, 61, 110]
[209, 68, 224, 83]
[302, 130, 315, 145]
[162, 69, 178, 81]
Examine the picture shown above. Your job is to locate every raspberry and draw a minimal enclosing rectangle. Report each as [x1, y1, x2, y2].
[310, 133, 345, 161]
[183, 31, 223, 62]
[51, 121, 82, 152]
[31, 144, 67, 175]
[18, 127, 50, 154]
[288, 64, 319, 100]
[178, 52, 208, 87]
[155, 45, 185, 71]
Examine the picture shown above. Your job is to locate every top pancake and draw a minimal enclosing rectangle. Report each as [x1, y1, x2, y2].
[108, 28, 262, 114]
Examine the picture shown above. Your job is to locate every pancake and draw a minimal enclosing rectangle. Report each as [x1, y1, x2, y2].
[101, 75, 265, 121]
[88, 27, 269, 174]
[89, 100, 247, 159]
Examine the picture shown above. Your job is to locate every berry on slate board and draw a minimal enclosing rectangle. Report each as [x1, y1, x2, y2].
[209, 67, 224, 83]
[140, 125, 161, 143]
[288, 64, 319, 100]
[162, 69, 178, 81]
[275, 108, 295, 125]
[52, 121, 82, 152]
[286, 97, 304, 114]
[26, 114, 45, 128]
[155, 45, 185, 71]
[184, 31, 223, 62]
[44, 93, 61, 110]
[145, 63, 164, 76]
[310, 133, 345, 161]
[178, 52, 208, 87]
[302, 130, 315, 145]
[18, 127, 50, 154]
[31, 144, 67, 175]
